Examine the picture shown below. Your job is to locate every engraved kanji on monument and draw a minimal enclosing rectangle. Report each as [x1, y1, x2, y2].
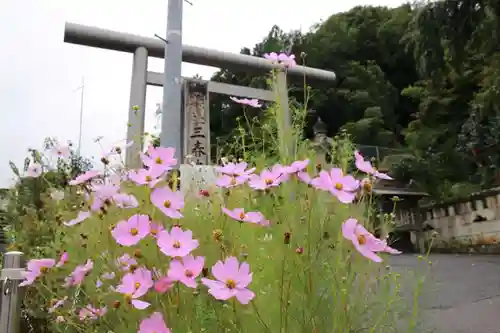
[183, 80, 210, 165]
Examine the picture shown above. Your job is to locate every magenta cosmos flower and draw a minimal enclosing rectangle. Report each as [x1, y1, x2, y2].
[56, 252, 68, 267]
[342, 218, 385, 263]
[311, 168, 359, 203]
[26, 163, 43, 178]
[154, 276, 175, 294]
[141, 145, 177, 172]
[63, 259, 93, 287]
[69, 170, 101, 185]
[139, 312, 171, 333]
[151, 187, 184, 219]
[129, 167, 164, 188]
[20, 259, 56, 286]
[222, 207, 269, 226]
[63, 211, 91, 226]
[116, 267, 154, 309]
[111, 214, 150, 246]
[201, 257, 255, 304]
[157, 226, 199, 257]
[229, 96, 262, 108]
[168, 255, 205, 288]
[248, 166, 286, 190]
[354, 151, 392, 180]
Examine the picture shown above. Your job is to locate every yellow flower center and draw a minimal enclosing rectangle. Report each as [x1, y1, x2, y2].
[155, 157, 163, 164]
[335, 183, 343, 190]
[134, 282, 141, 290]
[265, 179, 273, 185]
[145, 175, 152, 182]
[40, 266, 49, 274]
[185, 270, 193, 278]
[151, 228, 157, 236]
[357, 234, 366, 245]
[239, 212, 246, 220]
[225, 279, 236, 289]
[173, 240, 181, 248]
[130, 228, 138, 236]
[164, 200, 171, 208]
[230, 177, 237, 185]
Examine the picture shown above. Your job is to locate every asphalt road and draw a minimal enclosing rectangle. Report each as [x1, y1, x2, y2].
[390, 254, 500, 333]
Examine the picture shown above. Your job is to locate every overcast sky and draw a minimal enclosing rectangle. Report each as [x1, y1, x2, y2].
[0, 0, 406, 187]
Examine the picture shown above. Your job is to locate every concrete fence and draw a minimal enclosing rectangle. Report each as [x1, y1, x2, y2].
[420, 187, 500, 247]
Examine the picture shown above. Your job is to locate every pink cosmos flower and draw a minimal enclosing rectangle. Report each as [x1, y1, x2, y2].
[51, 144, 71, 159]
[201, 257, 255, 304]
[26, 163, 42, 178]
[69, 170, 101, 185]
[89, 183, 120, 211]
[149, 222, 165, 238]
[63, 259, 93, 287]
[157, 226, 199, 257]
[354, 151, 392, 180]
[216, 174, 249, 188]
[154, 276, 175, 293]
[116, 254, 138, 271]
[222, 207, 269, 226]
[129, 167, 164, 188]
[311, 168, 359, 203]
[263, 52, 297, 67]
[102, 272, 116, 280]
[376, 239, 402, 255]
[167, 255, 205, 288]
[116, 267, 154, 309]
[248, 166, 285, 190]
[138, 312, 171, 333]
[104, 140, 133, 157]
[63, 211, 91, 226]
[56, 252, 68, 267]
[141, 145, 177, 172]
[342, 218, 384, 262]
[215, 162, 255, 188]
[216, 162, 256, 177]
[112, 214, 150, 246]
[284, 159, 309, 174]
[297, 171, 312, 184]
[48, 296, 68, 313]
[229, 96, 262, 108]
[113, 193, 139, 209]
[79, 305, 107, 321]
[20, 259, 56, 286]
[151, 187, 184, 219]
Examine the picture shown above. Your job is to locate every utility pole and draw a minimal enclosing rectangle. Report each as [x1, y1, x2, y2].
[74, 77, 85, 156]
[160, 0, 184, 165]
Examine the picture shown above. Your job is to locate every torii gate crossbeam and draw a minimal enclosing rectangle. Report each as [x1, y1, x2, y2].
[63, 22, 337, 167]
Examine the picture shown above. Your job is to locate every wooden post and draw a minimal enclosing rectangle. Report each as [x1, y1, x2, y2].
[0, 251, 24, 333]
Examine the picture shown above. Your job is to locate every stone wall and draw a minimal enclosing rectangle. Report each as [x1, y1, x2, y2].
[418, 187, 500, 252]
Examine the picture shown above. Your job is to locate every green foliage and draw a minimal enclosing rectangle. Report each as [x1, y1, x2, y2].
[1, 139, 93, 333]
[206, 2, 500, 200]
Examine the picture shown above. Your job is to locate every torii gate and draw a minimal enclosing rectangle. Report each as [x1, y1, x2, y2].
[63, 22, 337, 167]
